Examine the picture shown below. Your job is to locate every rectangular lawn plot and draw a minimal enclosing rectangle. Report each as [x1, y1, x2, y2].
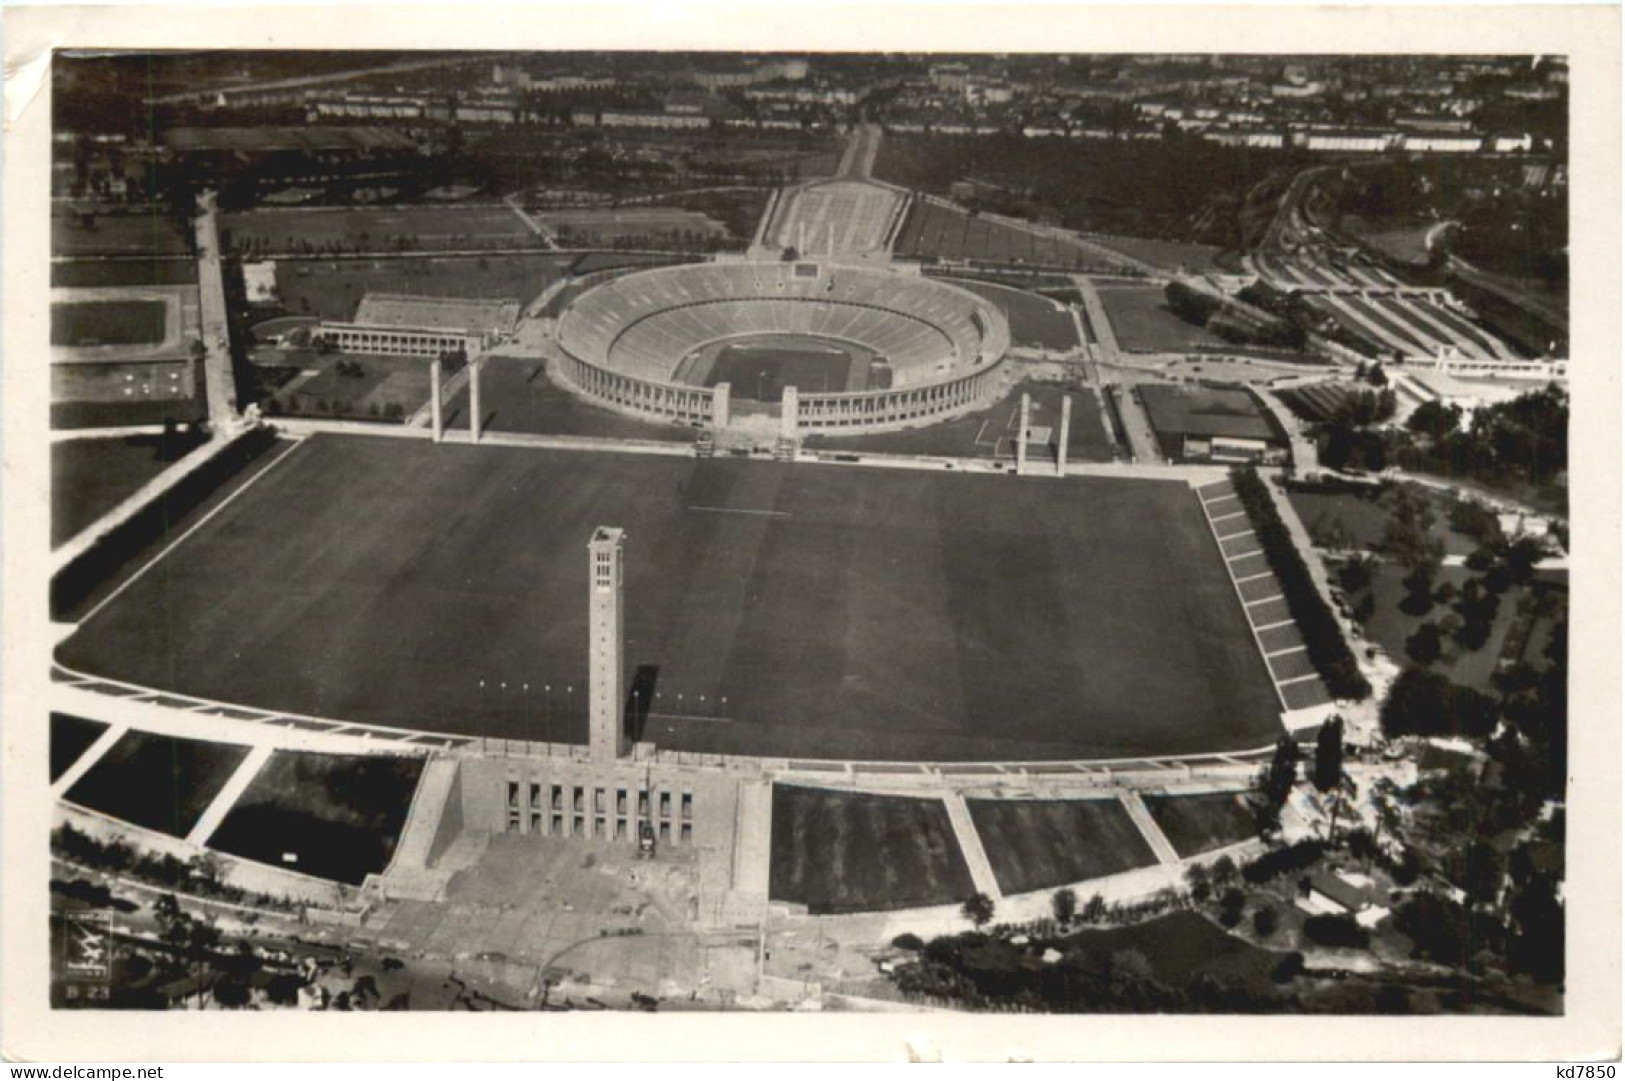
[769, 785, 974, 912]
[51, 301, 168, 347]
[1142, 791, 1258, 859]
[51, 713, 108, 782]
[205, 751, 424, 885]
[59, 434, 1281, 762]
[64, 730, 249, 837]
[966, 797, 1157, 895]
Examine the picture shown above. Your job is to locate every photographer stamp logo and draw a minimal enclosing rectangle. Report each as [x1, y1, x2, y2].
[63, 911, 111, 981]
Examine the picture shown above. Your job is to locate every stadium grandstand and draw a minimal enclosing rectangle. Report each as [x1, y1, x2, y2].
[769, 180, 907, 257]
[317, 292, 520, 357]
[551, 261, 1010, 433]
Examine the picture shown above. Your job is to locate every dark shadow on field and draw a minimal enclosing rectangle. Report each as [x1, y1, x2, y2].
[626, 664, 660, 744]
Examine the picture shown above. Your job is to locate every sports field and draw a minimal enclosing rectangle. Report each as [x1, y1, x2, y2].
[50, 300, 168, 347]
[704, 339, 864, 400]
[769, 785, 974, 912]
[58, 435, 1282, 762]
[223, 205, 538, 256]
[274, 254, 576, 322]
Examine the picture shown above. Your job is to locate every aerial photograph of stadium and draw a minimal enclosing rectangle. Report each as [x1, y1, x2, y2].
[38, 45, 1571, 1021]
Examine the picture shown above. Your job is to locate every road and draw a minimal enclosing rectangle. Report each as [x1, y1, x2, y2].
[837, 123, 884, 180]
[146, 55, 485, 106]
[193, 193, 240, 427]
[502, 193, 558, 249]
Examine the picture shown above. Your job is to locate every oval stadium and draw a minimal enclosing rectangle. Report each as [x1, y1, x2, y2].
[552, 261, 1009, 433]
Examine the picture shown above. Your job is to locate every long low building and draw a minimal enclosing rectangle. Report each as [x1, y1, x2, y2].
[317, 292, 521, 357]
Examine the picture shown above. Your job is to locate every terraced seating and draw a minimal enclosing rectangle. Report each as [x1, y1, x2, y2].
[557, 262, 1005, 387]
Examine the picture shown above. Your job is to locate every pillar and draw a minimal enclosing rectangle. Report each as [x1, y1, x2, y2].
[1057, 393, 1072, 477]
[1015, 392, 1030, 474]
[713, 382, 731, 430]
[469, 357, 482, 443]
[429, 359, 444, 443]
[588, 527, 629, 762]
[781, 385, 799, 442]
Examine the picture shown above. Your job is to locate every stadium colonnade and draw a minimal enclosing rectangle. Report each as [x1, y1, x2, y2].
[552, 261, 1011, 435]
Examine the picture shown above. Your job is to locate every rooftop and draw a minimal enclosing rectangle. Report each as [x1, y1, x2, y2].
[1138, 383, 1281, 443]
[349, 293, 520, 336]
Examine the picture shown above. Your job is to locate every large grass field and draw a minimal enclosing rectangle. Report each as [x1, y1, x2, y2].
[1095, 284, 1230, 353]
[58, 434, 1281, 761]
[706, 339, 862, 400]
[1141, 790, 1259, 860]
[64, 730, 249, 838]
[274, 253, 577, 322]
[804, 380, 1120, 464]
[50, 714, 108, 782]
[966, 797, 1157, 895]
[769, 785, 974, 912]
[942, 279, 1081, 352]
[894, 201, 1123, 271]
[52, 210, 190, 259]
[205, 751, 424, 885]
[442, 357, 698, 443]
[1357, 564, 1557, 691]
[1088, 235, 1224, 274]
[222, 205, 538, 256]
[50, 301, 168, 347]
[52, 430, 209, 546]
[1287, 483, 1487, 559]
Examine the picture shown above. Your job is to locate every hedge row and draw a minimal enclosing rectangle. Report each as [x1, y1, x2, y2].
[1229, 465, 1371, 701]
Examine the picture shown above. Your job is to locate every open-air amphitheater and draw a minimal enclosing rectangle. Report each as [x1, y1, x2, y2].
[548, 260, 1009, 434]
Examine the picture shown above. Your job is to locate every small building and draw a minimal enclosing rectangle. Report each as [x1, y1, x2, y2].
[1137, 383, 1288, 464]
[1297, 868, 1390, 928]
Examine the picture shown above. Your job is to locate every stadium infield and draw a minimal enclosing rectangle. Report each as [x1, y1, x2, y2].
[58, 434, 1282, 762]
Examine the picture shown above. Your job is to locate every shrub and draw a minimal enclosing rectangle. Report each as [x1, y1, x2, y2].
[1302, 913, 1370, 950]
[1242, 840, 1327, 884]
[891, 933, 925, 952]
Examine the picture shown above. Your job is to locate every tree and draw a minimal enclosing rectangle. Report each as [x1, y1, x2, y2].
[1218, 887, 1247, 928]
[1252, 905, 1280, 938]
[1051, 887, 1078, 926]
[1381, 668, 1500, 739]
[1260, 736, 1302, 822]
[1184, 861, 1213, 904]
[1313, 716, 1345, 793]
[1406, 621, 1444, 665]
[961, 892, 996, 929]
[1314, 715, 1347, 841]
[212, 978, 251, 1009]
[1407, 399, 1463, 441]
[1082, 893, 1108, 924]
